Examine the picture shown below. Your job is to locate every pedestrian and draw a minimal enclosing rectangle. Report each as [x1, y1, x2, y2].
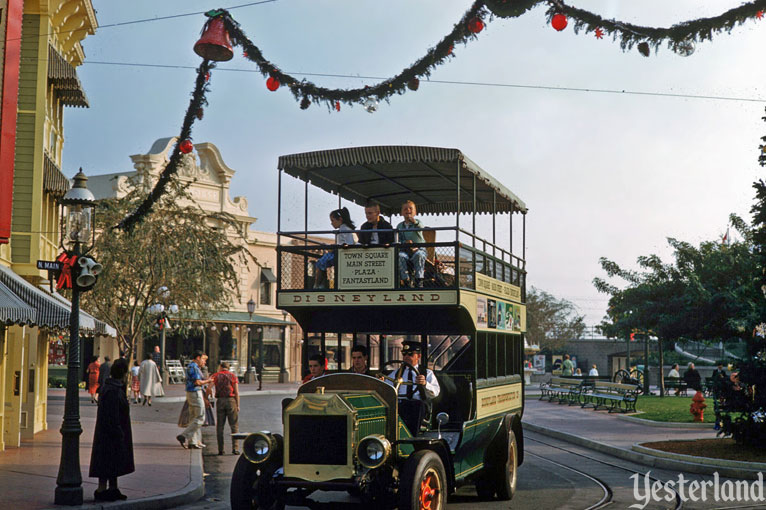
[561, 354, 574, 377]
[89, 359, 134, 502]
[139, 352, 164, 406]
[177, 351, 212, 449]
[683, 362, 702, 392]
[211, 361, 240, 455]
[201, 354, 215, 427]
[588, 364, 599, 376]
[86, 356, 100, 403]
[129, 360, 141, 404]
[96, 356, 111, 396]
[151, 345, 163, 377]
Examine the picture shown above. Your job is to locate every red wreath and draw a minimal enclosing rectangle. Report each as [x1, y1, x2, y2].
[56, 252, 78, 290]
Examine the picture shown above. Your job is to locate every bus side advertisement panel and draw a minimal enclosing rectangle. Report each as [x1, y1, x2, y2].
[475, 383, 522, 420]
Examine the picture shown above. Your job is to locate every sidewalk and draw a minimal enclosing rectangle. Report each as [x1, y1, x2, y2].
[522, 397, 766, 479]
[0, 380, 300, 509]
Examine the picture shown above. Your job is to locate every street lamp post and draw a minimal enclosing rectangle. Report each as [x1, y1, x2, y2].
[148, 288, 178, 386]
[257, 326, 263, 391]
[55, 169, 96, 506]
[246, 298, 256, 384]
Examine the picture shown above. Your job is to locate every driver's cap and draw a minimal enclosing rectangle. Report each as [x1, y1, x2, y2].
[401, 341, 421, 354]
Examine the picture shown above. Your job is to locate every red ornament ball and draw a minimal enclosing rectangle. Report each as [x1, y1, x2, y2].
[407, 78, 420, 91]
[266, 76, 280, 91]
[467, 17, 484, 34]
[335, 101, 341, 112]
[551, 13, 568, 31]
[179, 140, 193, 154]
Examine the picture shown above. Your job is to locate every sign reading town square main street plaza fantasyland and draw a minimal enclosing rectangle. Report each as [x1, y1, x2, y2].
[337, 247, 395, 290]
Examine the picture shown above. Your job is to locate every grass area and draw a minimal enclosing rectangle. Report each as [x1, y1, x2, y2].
[634, 395, 715, 423]
[642, 438, 766, 463]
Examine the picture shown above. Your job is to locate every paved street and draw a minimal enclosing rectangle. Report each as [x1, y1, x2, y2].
[140, 394, 714, 510]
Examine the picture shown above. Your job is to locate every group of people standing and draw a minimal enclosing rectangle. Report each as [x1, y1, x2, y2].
[85, 347, 164, 405]
[176, 351, 241, 456]
[313, 200, 430, 289]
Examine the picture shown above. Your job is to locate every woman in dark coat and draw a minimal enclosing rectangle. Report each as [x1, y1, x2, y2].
[89, 358, 134, 501]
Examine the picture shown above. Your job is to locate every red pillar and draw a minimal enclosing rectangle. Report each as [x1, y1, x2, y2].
[0, 0, 24, 244]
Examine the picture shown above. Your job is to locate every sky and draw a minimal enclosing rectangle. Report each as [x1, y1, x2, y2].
[63, 0, 766, 326]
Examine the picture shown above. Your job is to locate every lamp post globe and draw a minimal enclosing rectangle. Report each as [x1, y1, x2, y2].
[55, 169, 96, 505]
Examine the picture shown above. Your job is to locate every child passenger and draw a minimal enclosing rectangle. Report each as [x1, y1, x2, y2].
[314, 207, 356, 289]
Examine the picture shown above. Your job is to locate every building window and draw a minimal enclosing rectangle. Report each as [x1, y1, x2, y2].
[259, 268, 277, 305]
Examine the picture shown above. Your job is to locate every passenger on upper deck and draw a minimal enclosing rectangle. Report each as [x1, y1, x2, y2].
[314, 207, 357, 289]
[348, 345, 371, 376]
[396, 200, 427, 288]
[358, 203, 394, 246]
[302, 354, 326, 383]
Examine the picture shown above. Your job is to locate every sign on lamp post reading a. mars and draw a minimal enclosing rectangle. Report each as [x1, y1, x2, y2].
[337, 247, 395, 290]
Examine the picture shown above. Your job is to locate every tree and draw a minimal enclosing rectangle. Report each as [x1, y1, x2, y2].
[78, 172, 251, 359]
[525, 287, 586, 350]
[593, 215, 758, 396]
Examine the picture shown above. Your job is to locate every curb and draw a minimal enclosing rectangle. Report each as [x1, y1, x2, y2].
[632, 443, 766, 471]
[616, 413, 712, 429]
[522, 422, 764, 480]
[42, 450, 204, 510]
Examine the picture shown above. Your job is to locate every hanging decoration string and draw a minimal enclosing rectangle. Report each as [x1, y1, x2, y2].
[116, 0, 766, 229]
[116, 60, 215, 232]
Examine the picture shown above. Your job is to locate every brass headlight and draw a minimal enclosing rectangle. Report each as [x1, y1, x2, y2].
[243, 432, 278, 464]
[356, 434, 391, 469]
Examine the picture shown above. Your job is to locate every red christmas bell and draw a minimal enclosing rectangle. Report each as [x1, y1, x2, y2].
[551, 13, 568, 31]
[266, 76, 280, 91]
[193, 17, 233, 62]
[467, 17, 484, 34]
[179, 140, 194, 154]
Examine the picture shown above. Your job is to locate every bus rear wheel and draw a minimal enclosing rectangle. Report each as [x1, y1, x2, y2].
[476, 426, 518, 501]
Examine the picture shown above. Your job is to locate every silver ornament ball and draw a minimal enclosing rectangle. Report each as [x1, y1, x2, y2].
[363, 98, 379, 113]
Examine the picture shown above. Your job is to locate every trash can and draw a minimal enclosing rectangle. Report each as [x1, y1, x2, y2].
[244, 367, 256, 384]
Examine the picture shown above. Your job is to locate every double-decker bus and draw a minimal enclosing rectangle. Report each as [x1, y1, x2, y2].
[232, 146, 528, 510]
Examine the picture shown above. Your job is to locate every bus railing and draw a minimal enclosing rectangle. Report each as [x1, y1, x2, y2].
[277, 226, 526, 296]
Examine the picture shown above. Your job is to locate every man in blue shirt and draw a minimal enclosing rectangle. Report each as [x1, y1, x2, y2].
[177, 351, 212, 449]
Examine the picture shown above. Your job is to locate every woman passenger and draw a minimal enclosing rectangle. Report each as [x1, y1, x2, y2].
[314, 207, 356, 289]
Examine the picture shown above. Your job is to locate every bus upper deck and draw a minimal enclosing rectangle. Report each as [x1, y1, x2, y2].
[275, 145, 528, 334]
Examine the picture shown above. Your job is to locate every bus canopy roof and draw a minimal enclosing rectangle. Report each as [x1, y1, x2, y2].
[277, 146, 527, 216]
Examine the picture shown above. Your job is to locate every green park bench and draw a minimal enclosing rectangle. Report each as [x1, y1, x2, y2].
[664, 377, 688, 396]
[540, 376, 586, 406]
[581, 380, 639, 413]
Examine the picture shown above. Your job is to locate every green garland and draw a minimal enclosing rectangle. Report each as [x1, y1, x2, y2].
[211, 0, 766, 110]
[116, 0, 766, 229]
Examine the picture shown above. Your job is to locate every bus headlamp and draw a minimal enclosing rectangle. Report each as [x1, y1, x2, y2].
[243, 432, 279, 464]
[356, 435, 391, 469]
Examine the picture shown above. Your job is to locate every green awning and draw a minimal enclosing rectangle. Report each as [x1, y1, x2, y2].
[182, 309, 294, 325]
[0, 281, 35, 326]
[277, 145, 527, 216]
[260, 268, 277, 283]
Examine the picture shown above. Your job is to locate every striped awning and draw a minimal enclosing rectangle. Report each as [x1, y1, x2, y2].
[43, 151, 70, 196]
[0, 281, 35, 326]
[0, 265, 95, 332]
[49, 292, 116, 337]
[47, 45, 89, 108]
[277, 146, 527, 216]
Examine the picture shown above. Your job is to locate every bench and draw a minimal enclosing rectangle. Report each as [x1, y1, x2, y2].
[539, 377, 586, 405]
[166, 359, 186, 384]
[581, 381, 639, 413]
[664, 377, 688, 396]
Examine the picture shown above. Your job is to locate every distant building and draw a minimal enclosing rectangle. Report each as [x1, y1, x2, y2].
[88, 137, 298, 381]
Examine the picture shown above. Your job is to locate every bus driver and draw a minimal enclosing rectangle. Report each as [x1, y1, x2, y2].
[385, 340, 440, 435]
